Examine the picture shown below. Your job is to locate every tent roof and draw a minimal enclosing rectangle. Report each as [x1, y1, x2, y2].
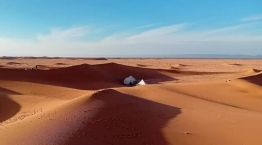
[136, 79, 146, 86]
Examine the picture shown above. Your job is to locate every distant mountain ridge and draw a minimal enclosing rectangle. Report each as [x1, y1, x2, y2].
[1, 54, 262, 59]
[160, 54, 262, 59]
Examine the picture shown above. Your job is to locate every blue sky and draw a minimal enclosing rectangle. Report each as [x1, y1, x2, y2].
[0, 0, 262, 57]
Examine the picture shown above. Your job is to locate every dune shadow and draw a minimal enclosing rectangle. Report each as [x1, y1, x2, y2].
[65, 89, 181, 145]
[0, 87, 21, 123]
[0, 87, 21, 95]
[223, 63, 243, 66]
[6, 62, 23, 65]
[0, 63, 176, 90]
[136, 64, 149, 67]
[36, 65, 60, 70]
[240, 72, 262, 86]
[230, 63, 243, 66]
[172, 64, 191, 67]
[55, 63, 69, 65]
[95, 63, 176, 82]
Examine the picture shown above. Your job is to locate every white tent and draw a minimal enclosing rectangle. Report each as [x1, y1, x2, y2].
[136, 79, 146, 86]
[123, 76, 136, 85]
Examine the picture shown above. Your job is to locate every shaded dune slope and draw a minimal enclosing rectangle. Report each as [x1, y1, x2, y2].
[223, 63, 243, 66]
[65, 89, 181, 145]
[6, 62, 23, 65]
[0, 89, 180, 145]
[0, 97, 20, 123]
[136, 64, 149, 67]
[95, 63, 175, 82]
[0, 63, 237, 90]
[0, 88, 21, 123]
[0, 87, 21, 95]
[0, 63, 176, 90]
[172, 63, 190, 67]
[55, 63, 69, 65]
[240, 72, 262, 86]
[0, 64, 118, 90]
[36, 65, 63, 70]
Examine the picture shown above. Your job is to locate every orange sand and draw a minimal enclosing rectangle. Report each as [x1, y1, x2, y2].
[0, 58, 262, 145]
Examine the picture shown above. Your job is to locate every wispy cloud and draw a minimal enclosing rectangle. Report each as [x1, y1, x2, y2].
[37, 27, 89, 42]
[125, 24, 186, 41]
[0, 21, 262, 57]
[135, 23, 159, 29]
[241, 14, 262, 22]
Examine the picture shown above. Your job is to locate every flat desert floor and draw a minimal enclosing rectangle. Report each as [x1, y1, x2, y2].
[0, 58, 262, 145]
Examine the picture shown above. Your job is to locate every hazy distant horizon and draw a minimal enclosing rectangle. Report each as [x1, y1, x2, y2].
[1, 54, 262, 59]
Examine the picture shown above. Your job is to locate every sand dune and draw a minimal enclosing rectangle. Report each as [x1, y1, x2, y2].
[36, 65, 58, 70]
[157, 68, 231, 77]
[0, 64, 118, 90]
[0, 80, 87, 128]
[172, 72, 262, 112]
[240, 71, 262, 86]
[172, 63, 189, 67]
[136, 64, 149, 67]
[1, 58, 262, 145]
[240, 68, 260, 74]
[0, 88, 21, 123]
[55, 62, 69, 65]
[222, 63, 243, 66]
[6, 62, 23, 65]
[95, 63, 176, 83]
[63, 89, 181, 145]
[0, 63, 176, 90]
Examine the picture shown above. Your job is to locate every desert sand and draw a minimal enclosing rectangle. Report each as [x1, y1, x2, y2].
[0, 58, 262, 145]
